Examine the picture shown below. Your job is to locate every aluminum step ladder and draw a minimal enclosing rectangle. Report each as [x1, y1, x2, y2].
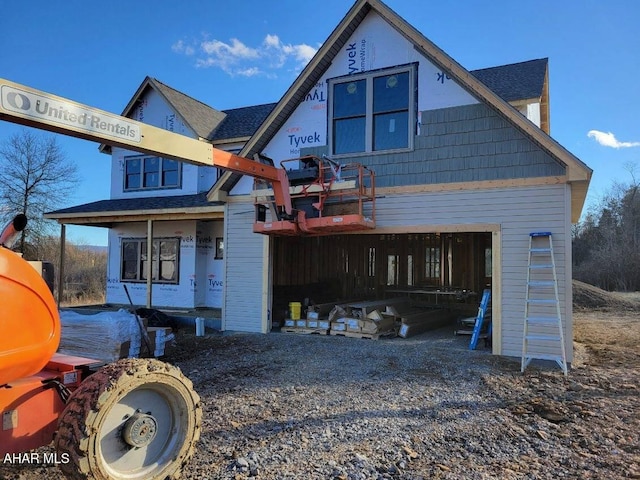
[469, 289, 491, 350]
[521, 232, 568, 375]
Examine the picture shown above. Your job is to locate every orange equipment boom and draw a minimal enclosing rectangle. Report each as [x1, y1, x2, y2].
[0, 78, 295, 222]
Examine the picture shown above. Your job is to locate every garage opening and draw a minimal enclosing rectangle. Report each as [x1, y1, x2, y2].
[271, 232, 492, 339]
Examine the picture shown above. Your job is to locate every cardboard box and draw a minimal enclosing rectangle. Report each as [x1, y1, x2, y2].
[331, 322, 346, 331]
[119, 327, 173, 359]
[362, 313, 396, 334]
[346, 318, 361, 332]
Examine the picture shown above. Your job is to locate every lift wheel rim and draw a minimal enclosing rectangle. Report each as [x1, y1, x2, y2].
[122, 410, 158, 448]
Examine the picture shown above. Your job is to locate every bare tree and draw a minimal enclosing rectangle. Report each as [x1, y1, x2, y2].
[38, 235, 107, 304]
[0, 129, 78, 256]
[573, 163, 640, 291]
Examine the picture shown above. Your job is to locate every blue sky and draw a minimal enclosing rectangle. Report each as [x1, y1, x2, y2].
[1, 0, 638, 246]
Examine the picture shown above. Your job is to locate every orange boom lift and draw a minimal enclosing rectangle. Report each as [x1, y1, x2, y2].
[0, 78, 375, 478]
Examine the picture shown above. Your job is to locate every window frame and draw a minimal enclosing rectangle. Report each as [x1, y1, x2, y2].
[215, 237, 224, 260]
[327, 63, 417, 157]
[124, 155, 181, 191]
[120, 237, 180, 284]
[425, 246, 441, 281]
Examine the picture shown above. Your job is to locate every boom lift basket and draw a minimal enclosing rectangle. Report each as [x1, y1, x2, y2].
[252, 155, 376, 236]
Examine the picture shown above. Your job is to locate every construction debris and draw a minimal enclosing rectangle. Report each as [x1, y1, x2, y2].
[282, 296, 454, 339]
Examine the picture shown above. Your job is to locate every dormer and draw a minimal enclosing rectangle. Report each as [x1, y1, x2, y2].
[99, 77, 227, 199]
[471, 58, 550, 134]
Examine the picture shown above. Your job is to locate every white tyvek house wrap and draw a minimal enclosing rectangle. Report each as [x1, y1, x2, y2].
[230, 11, 480, 195]
[109, 88, 217, 200]
[106, 220, 224, 309]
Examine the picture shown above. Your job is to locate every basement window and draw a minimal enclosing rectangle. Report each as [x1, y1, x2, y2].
[121, 238, 180, 284]
[328, 63, 417, 156]
[124, 156, 181, 191]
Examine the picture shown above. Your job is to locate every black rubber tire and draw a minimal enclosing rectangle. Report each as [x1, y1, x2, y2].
[54, 358, 201, 480]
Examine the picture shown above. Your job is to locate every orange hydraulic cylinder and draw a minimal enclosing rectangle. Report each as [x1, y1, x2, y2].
[0, 250, 61, 386]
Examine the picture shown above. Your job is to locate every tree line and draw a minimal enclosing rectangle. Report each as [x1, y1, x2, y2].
[573, 167, 640, 292]
[0, 129, 106, 304]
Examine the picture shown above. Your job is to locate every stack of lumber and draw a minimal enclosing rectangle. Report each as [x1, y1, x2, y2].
[58, 309, 174, 362]
[329, 298, 407, 339]
[390, 303, 456, 338]
[282, 297, 456, 340]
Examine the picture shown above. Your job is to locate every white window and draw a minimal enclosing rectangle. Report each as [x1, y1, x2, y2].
[121, 238, 179, 284]
[124, 156, 180, 191]
[328, 64, 416, 156]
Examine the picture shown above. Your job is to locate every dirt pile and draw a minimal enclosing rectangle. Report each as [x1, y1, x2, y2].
[572, 279, 639, 311]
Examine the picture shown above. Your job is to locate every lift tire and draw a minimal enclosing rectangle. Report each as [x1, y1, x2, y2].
[54, 358, 201, 480]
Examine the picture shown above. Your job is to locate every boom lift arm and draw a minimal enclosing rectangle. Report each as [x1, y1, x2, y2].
[0, 78, 294, 220]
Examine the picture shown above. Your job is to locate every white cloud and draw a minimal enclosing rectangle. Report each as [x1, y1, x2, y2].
[587, 130, 640, 149]
[236, 67, 262, 77]
[201, 38, 259, 60]
[174, 33, 318, 78]
[171, 40, 194, 56]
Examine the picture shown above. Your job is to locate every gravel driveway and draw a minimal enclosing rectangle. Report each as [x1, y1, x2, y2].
[174, 326, 639, 480]
[2, 322, 638, 479]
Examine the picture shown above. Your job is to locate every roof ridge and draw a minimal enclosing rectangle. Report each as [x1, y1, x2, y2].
[471, 58, 548, 73]
[149, 77, 220, 112]
[221, 102, 278, 114]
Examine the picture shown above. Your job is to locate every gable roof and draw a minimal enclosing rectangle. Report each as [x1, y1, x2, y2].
[471, 58, 548, 103]
[100, 76, 227, 154]
[209, 0, 591, 222]
[210, 103, 277, 142]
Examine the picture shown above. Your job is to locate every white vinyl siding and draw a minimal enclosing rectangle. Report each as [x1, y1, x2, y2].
[223, 201, 270, 333]
[221, 183, 572, 361]
[373, 183, 572, 362]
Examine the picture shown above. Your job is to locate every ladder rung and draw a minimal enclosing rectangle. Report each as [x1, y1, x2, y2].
[523, 353, 565, 363]
[526, 316, 560, 325]
[530, 232, 552, 237]
[525, 334, 562, 342]
[530, 248, 552, 253]
[529, 264, 553, 269]
[528, 281, 555, 287]
[527, 299, 558, 304]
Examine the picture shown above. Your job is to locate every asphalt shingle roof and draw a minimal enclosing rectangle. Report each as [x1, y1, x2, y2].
[47, 192, 221, 216]
[471, 58, 548, 102]
[150, 78, 227, 140]
[210, 103, 277, 141]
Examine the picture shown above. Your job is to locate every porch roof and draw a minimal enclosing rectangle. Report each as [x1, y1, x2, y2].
[44, 192, 224, 227]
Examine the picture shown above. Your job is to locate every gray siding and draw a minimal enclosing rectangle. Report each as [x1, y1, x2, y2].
[312, 103, 565, 188]
[374, 183, 572, 361]
[223, 202, 267, 333]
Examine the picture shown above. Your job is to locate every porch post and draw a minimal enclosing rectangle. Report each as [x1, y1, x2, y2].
[146, 219, 153, 308]
[57, 224, 66, 307]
